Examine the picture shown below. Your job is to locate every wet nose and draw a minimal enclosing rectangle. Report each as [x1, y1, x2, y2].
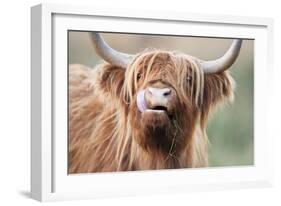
[147, 87, 171, 98]
[145, 87, 173, 108]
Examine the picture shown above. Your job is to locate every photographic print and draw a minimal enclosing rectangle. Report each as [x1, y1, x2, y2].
[68, 31, 254, 174]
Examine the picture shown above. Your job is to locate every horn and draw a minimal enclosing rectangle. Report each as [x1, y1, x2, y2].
[199, 39, 242, 74]
[90, 33, 132, 68]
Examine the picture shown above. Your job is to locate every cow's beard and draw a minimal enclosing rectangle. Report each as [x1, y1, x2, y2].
[130, 101, 193, 158]
[139, 111, 176, 153]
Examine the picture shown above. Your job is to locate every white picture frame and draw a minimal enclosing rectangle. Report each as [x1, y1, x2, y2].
[31, 3, 274, 202]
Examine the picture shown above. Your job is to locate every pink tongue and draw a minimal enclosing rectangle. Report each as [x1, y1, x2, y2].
[137, 90, 147, 112]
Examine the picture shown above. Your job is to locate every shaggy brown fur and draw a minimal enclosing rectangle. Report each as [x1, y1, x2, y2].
[69, 50, 234, 173]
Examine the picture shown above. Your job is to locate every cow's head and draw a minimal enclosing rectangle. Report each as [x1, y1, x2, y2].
[92, 33, 241, 157]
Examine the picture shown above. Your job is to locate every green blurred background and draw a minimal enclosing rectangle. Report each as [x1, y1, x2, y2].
[68, 31, 254, 167]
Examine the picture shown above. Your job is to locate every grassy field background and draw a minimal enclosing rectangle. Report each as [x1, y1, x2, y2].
[68, 31, 254, 167]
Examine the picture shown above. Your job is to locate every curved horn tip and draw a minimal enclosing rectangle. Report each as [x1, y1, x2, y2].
[90, 32, 132, 69]
[201, 39, 243, 74]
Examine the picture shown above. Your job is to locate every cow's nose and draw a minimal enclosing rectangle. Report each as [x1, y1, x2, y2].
[145, 87, 173, 109]
[147, 87, 171, 98]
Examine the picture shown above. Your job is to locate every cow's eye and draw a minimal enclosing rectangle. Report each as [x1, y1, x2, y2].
[186, 75, 192, 81]
[137, 73, 142, 81]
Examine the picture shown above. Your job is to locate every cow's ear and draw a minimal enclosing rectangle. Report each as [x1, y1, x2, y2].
[200, 72, 234, 123]
[99, 64, 126, 98]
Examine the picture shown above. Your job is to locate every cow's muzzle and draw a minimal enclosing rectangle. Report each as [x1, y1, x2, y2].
[137, 87, 175, 113]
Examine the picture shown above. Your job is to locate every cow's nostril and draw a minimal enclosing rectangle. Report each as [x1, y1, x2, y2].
[163, 89, 171, 97]
[148, 88, 153, 95]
